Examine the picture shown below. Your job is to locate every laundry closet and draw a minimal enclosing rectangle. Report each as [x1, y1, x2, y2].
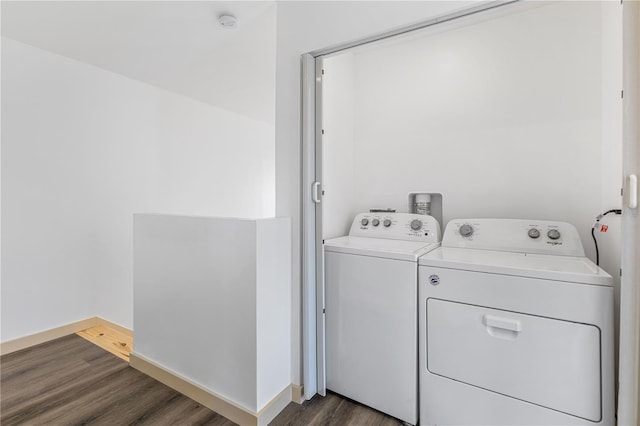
[314, 1, 624, 425]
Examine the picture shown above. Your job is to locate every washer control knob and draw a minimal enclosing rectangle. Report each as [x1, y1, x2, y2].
[372, 219, 380, 227]
[361, 218, 369, 226]
[459, 224, 474, 237]
[383, 219, 392, 227]
[410, 219, 423, 231]
[547, 229, 561, 240]
[528, 228, 540, 239]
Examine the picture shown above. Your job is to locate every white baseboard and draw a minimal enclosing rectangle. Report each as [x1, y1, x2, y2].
[257, 385, 293, 426]
[0, 317, 132, 356]
[1, 317, 99, 356]
[130, 352, 293, 426]
[291, 384, 305, 404]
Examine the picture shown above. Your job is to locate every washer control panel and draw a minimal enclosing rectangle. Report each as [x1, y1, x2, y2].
[443, 218, 585, 256]
[349, 213, 441, 242]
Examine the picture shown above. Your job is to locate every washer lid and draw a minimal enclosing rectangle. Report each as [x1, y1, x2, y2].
[419, 247, 612, 286]
[325, 236, 440, 262]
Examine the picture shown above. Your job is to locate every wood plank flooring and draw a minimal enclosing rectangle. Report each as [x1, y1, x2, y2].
[274, 393, 404, 426]
[1, 335, 403, 425]
[77, 324, 133, 362]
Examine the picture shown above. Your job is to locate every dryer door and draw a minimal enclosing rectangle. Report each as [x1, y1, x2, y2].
[426, 299, 601, 422]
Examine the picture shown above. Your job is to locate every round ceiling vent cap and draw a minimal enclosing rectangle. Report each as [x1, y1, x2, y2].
[218, 14, 238, 29]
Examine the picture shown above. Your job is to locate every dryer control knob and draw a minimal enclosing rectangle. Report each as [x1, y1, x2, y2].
[528, 228, 540, 239]
[547, 229, 561, 240]
[361, 218, 369, 226]
[459, 224, 474, 237]
[372, 219, 380, 227]
[383, 219, 392, 227]
[410, 219, 423, 231]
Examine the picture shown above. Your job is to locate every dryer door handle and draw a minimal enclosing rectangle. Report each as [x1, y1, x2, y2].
[483, 314, 522, 332]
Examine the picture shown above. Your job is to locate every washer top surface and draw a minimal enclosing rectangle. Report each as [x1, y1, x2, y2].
[324, 212, 442, 261]
[325, 236, 440, 261]
[419, 218, 612, 286]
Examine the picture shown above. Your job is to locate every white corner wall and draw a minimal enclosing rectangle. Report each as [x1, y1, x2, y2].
[1, 37, 275, 342]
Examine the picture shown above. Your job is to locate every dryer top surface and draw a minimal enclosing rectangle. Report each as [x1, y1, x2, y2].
[419, 246, 612, 286]
[420, 218, 611, 285]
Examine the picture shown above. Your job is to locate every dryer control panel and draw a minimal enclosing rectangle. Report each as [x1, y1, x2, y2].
[349, 213, 441, 242]
[442, 218, 585, 257]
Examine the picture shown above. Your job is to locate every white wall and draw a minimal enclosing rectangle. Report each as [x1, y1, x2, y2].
[275, 0, 476, 387]
[321, 52, 358, 240]
[1, 37, 275, 342]
[325, 1, 620, 267]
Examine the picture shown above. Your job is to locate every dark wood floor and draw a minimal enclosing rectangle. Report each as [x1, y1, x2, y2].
[1, 335, 403, 425]
[274, 393, 403, 426]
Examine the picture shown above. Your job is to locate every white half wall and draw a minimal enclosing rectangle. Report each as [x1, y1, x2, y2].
[133, 214, 291, 413]
[1, 37, 275, 342]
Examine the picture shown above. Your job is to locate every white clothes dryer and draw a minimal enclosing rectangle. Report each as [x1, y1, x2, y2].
[325, 212, 441, 425]
[418, 218, 615, 425]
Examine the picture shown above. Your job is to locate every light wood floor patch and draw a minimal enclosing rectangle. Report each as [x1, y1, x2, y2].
[76, 324, 133, 362]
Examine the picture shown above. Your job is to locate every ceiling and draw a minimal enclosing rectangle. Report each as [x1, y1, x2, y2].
[1, 1, 277, 124]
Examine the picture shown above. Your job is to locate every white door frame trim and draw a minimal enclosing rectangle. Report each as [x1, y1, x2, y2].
[618, 1, 640, 423]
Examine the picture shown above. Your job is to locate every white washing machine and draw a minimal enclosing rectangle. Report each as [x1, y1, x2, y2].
[418, 218, 614, 425]
[325, 212, 441, 425]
